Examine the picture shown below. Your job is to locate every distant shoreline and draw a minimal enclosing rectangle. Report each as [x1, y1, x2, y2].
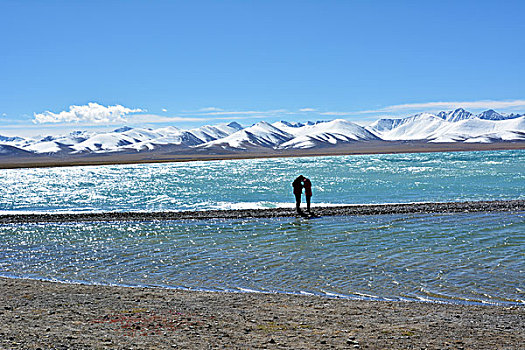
[1, 140, 524, 169]
[1, 200, 523, 224]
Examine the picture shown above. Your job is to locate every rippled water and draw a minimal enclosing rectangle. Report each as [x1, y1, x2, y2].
[0, 150, 524, 213]
[0, 150, 524, 305]
[0, 212, 523, 305]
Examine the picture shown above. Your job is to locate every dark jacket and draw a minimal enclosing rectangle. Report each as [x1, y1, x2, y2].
[303, 178, 312, 197]
[292, 177, 303, 195]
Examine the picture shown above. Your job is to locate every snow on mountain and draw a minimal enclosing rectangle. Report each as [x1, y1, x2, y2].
[71, 126, 205, 153]
[70, 127, 164, 153]
[437, 108, 520, 121]
[56, 131, 93, 145]
[272, 121, 306, 131]
[199, 121, 293, 149]
[367, 109, 525, 142]
[1, 108, 524, 157]
[367, 113, 449, 141]
[506, 113, 525, 119]
[24, 140, 63, 153]
[0, 123, 242, 155]
[135, 126, 202, 148]
[364, 118, 405, 134]
[272, 120, 331, 134]
[431, 116, 525, 143]
[0, 131, 92, 154]
[71, 132, 143, 153]
[200, 119, 377, 150]
[278, 119, 379, 149]
[477, 109, 506, 120]
[0, 135, 24, 143]
[437, 108, 474, 122]
[188, 122, 243, 143]
[120, 127, 163, 142]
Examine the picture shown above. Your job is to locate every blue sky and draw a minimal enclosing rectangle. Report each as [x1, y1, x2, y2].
[1, 0, 524, 136]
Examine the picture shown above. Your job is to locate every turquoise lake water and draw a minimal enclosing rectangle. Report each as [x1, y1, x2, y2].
[1, 150, 524, 213]
[0, 150, 524, 305]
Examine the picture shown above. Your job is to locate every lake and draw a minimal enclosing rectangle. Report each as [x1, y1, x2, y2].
[0, 150, 523, 305]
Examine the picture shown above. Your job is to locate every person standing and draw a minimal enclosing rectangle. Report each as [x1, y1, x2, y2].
[303, 177, 312, 213]
[292, 175, 305, 214]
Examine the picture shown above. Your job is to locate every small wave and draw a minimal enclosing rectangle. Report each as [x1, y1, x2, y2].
[208, 201, 365, 211]
[237, 287, 264, 293]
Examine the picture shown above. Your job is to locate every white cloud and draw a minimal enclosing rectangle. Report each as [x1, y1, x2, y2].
[28, 99, 525, 128]
[319, 111, 353, 116]
[128, 114, 255, 124]
[198, 107, 224, 112]
[194, 110, 261, 115]
[33, 102, 143, 124]
[188, 108, 288, 116]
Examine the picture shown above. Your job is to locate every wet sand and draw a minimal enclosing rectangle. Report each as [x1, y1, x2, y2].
[0, 277, 523, 349]
[1, 199, 523, 224]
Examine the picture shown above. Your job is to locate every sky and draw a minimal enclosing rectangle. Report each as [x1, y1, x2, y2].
[1, 0, 524, 137]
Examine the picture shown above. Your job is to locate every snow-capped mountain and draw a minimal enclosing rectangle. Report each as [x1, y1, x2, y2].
[199, 119, 379, 150]
[0, 135, 24, 143]
[477, 109, 506, 121]
[1, 108, 524, 157]
[431, 116, 525, 143]
[367, 113, 447, 141]
[71, 128, 161, 153]
[70, 122, 242, 153]
[436, 108, 474, 122]
[189, 122, 243, 143]
[199, 121, 294, 150]
[367, 109, 525, 143]
[277, 119, 379, 149]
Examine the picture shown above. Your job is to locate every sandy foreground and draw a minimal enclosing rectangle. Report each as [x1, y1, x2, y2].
[0, 277, 523, 350]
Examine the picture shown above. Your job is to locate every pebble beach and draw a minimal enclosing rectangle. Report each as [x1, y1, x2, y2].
[1, 277, 524, 349]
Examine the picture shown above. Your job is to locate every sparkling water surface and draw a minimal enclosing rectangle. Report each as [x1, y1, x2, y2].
[0, 150, 524, 305]
[1, 150, 524, 213]
[0, 212, 523, 305]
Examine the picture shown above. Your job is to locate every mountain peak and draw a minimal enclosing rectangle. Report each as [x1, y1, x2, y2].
[275, 120, 304, 128]
[507, 113, 525, 119]
[437, 108, 473, 122]
[113, 126, 134, 133]
[253, 121, 272, 127]
[0, 134, 24, 142]
[226, 121, 243, 130]
[478, 109, 505, 120]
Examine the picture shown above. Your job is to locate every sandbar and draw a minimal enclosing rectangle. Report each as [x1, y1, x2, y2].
[1, 200, 523, 224]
